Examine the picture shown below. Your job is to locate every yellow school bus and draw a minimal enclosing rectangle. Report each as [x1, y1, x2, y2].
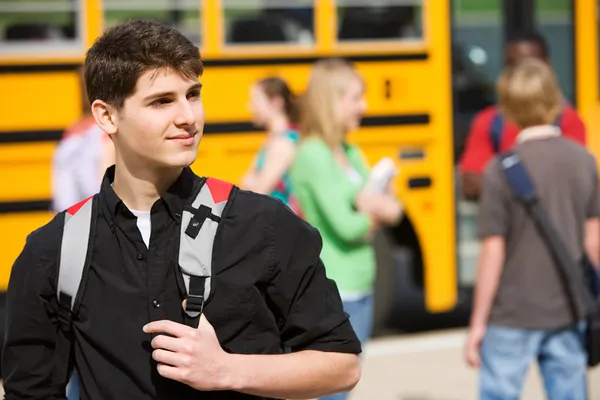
[0, 0, 599, 333]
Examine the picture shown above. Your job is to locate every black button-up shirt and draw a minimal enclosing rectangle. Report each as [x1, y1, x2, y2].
[2, 167, 360, 399]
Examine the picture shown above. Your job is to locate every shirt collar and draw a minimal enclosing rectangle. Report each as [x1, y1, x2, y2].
[100, 165, 201, 224]
[516, 124, 561, 144]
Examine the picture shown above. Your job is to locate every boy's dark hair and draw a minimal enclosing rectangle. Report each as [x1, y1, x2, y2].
[506, 30, 549, 58]
[84, 20, 203, 110]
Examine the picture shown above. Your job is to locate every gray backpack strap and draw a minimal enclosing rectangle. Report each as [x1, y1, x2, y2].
[52, 195, 97, 399]
[58, 196, 95, 309]
[179, 177, 235, 323]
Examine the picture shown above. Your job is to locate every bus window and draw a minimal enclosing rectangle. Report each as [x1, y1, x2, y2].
[0, 0, 81, 52]
[104, 0, 201, 44]
[223, 0, 314, 45]
[336, 0, 423, 42]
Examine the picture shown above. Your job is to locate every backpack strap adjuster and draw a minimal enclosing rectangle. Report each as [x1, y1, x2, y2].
[57, 305, 73, 333]
[184, 204, 220, 239]
[57, 292, 73, 333]
[184, 275, 207, 320]
[185, 294, 205, 316]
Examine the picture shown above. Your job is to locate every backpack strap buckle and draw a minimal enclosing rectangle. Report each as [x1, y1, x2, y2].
[184, 275, 207, 321]
[57, 302, 73, 333]
[185, 294, 205, 316]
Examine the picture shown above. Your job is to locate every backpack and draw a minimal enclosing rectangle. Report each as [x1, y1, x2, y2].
[489, 111, 563, 153]
[50, 177, 237, 399]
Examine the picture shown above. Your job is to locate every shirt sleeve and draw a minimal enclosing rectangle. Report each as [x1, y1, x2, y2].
[477, 161, 510, 239]
[560, 107, 586, 146]
[586, 163, 600, 219]
[267, 203, 361, 354]
[290, 141, 370, 244]
[458, 109, 496, 174]
[2, 222, 60, 399]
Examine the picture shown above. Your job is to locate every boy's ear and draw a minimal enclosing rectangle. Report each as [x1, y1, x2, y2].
[91, 100, 118, 136]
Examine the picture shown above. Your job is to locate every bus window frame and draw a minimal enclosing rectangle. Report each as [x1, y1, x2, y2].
[333, 0, 428, 52]
[217, 0, 318, 55]
[103, 0, 203, 48]
[0, 0, 86, 58]
[211, 0, 429, 59]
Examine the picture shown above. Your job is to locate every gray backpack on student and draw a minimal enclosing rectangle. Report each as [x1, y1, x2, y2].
[49, 177, 236, 399]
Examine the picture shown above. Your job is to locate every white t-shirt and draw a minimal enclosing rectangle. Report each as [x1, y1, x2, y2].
[130, 209, 151, 248]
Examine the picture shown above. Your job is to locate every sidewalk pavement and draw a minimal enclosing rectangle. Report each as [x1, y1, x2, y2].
[350, 329, 600, 400]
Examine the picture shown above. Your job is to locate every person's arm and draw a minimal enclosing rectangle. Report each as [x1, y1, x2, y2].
[290, 141, 374, 243]
[465, 165, 509, 367]
[584, 218, 600, 268]
[260, 203, 362, 398]
[2, 226, 60, 399]
[356, 191, 403, 226]
[352, 148, 403, 226]
[584, 167, 600, 268]
[144, 318, 359, 400]
[458, 110, 496, 201]
[243, 136, 296, 195]
[224, 350, 359, 399]
[144, 204, 362, 398]
[241, 151, 261, 190]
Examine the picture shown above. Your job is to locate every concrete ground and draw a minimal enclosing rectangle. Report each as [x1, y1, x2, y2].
[350, 329, 600, 400]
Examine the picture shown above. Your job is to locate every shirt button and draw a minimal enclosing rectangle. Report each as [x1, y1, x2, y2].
[137, 252, 144, 260]
[152, 300, 161, 308]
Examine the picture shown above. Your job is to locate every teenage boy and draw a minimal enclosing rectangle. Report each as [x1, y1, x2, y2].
[3, 20, 361, 400]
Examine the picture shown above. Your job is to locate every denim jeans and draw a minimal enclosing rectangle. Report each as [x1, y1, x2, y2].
[480, 320, 588, 400]
[67, 370, 79, 399]
[319, 293, 373, 400]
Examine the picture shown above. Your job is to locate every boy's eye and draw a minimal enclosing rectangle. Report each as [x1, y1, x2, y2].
[151, 98, 172, 106]
[188, 90, 201, 99]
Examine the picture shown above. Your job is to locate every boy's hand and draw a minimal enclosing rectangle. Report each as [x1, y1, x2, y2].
[143, 315, 234, 391]
[465, 325, 486, 368]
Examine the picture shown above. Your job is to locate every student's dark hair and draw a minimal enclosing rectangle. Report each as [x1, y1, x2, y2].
[76, 64, 91, 115]
[84, 20, 203, 110]
[257, 76, 299, 124]
[506, 30, 549, 58]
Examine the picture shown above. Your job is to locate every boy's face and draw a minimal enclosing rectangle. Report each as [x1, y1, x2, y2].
[504, 41, 547, 68]
[98, 68, 204, 169]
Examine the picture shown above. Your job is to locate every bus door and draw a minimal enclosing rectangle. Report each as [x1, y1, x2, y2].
[452, 0, 581, 298]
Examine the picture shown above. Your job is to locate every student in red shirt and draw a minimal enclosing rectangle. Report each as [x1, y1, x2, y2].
[458, 31, 586, 200]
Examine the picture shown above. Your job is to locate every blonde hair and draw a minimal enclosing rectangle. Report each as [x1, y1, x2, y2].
[299, 58, 360, 148]
[497, 59, 563, 128]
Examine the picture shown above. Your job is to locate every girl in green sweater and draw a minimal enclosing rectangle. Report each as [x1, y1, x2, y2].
[290, 58, 402, 400]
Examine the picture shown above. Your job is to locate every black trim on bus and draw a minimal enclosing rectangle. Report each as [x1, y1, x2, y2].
[0, 63, 81, 74]
[0, 130, 63, 144]
[203, 53, 428, 67]
[0, 52, 428, 74]
[0, 200, 51, 214]
[204, 122, 261, 134]
[0, 113, 430, 144]
[362, 114, 429, 126]
[408, 177, 432, 189]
